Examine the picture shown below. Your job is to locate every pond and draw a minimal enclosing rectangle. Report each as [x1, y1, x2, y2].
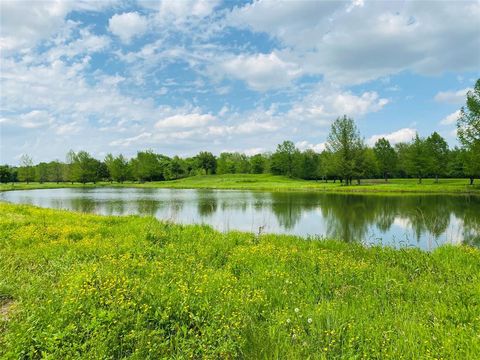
[1, 188, 479, 250]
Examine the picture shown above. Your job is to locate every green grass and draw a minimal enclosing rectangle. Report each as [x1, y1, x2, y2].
[1, 174, 480, 194]
[1, 203, 479, 358]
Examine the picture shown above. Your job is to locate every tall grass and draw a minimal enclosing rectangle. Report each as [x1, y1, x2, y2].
[1, 202, 479, 358]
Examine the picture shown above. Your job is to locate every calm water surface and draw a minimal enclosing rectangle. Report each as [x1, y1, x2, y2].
[2, 188, 479, 250]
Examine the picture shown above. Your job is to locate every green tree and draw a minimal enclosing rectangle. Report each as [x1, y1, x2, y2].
[457, 78, 480, 185]
[48, 161, 64, 183]
[250, 154, 266, 174]
[406, 134, 432, 184]
[164, 156, 186, 180]
[270, 141, 299, 177]
[131, 151, 164, 181]
[457, 79, 480, 148]
[374, 138, 397, 181]
[105, 154, 130, 183]
[196, 151, 216, 175]
[464, 141, 480, 185]
[425, 132, 449, 182]
[327, 116, 363, 185]
[18, 154, 35, 184]
[299, 149, 321, 180]
[35, 162, 49, 183]
[0, 165, 15, 183]
[70, 151, 100, 184]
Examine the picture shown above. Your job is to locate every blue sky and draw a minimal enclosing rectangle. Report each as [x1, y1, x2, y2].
[1, 0, 479, 165]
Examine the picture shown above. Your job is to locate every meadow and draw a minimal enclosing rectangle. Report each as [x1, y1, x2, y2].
[1, 174, 480, 194]
[1, 202, 479, 359]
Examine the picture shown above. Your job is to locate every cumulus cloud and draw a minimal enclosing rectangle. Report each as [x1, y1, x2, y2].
[296, 141, 326, 153]
[434, 88, 471, 105]
[108, 12, 148, 43]
[228, 0, 480, 85]
[0, 1, 113, 52]
[155, 113, 216, 129]
[287, 86, 389, 125]
[220, 52, 302, 91]
[367, 128, 417, 146]
[439, 110, 461, 126]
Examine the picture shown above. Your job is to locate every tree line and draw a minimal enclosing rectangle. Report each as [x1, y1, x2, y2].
[1, 79, 479, 185]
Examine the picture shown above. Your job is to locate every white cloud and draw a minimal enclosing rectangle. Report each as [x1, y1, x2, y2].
[220, 52, 302, 91]
[0, 1, 113, 52]
[228, 0, 480, 85]
[287, 86, 389, 126]
[108, 12, 148, 43]
[155, 113, 216, 129]
[439, 110, 461, 126]
[434, 88, 470, 105]
[139, 0, 220, 23]
[367, 128, 417, 146]
[296, 141, 326, 153]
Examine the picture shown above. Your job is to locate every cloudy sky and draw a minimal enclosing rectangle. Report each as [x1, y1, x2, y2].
[0, 0, 479, 164]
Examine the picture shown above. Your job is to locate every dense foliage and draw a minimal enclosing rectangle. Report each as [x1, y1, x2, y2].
[1, 203, 479, 358]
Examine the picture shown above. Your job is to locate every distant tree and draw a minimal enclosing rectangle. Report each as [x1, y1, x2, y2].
[0, 165, 14, 183]
[327, 116, 363, 185]
[354, 147, 378, 183]
[406, 134, 432, 184]
[18, 154, 35, 184]
[196, 151, 216, 175]
[35, 162, 49, 183]
[216, 153, 236, 174]
[447, 147, 466, 178]
[131, 151, 164, 181]
[464, 141, 480, 185]
[250, 154, 266, 174]
[64, 151, 74, 183]
[271, 141, 299, 177]
[70, 151, 100, 184]
[457, 79, 480, 148]
[319, 150, 337, 182]
[48, 161, 64, 183]
[394, 142, 410, 178]
[299, 149, 321, 180]
[164, 156, 186, 180]
[374, 138, 397, 181]
[457, 78, 480, 185]
[425, 132, 449, 182]
[105, 154, 130, 183]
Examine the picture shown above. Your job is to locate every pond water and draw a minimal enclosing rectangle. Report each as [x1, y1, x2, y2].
[1, 188, 479, 250]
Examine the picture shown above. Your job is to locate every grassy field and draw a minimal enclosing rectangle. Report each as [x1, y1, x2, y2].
[1, 174, 480, 194]
[1, 203, 479, 358]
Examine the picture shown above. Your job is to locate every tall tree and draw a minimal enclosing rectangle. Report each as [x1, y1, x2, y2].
[196, 151, 216, 175]
[327, 116, 363, 185]
[425, 132, 449, 182]
[48, 161, 64, 183]
[105, 154, 130, 183]
[406, 134, 432, 184]
[457, 79, 480, 148]
[35, 162, 49, 183]
[270, 140, 299, 177]
[250, 154, 266, 174]
[374, 138, 397, 181]
[18, 154, 35, 184]
[457, 78, 480, 185]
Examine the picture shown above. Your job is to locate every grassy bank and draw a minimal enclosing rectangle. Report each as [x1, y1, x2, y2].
[1, 174, 480, 194]
[1, 203, 479, 358]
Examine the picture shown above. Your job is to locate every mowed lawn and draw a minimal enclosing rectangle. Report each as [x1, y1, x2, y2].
[1, 174, 480, 194]
[1, 202, 479, 358]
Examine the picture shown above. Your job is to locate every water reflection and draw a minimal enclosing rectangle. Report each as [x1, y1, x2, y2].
[1, 188, 478, 250]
